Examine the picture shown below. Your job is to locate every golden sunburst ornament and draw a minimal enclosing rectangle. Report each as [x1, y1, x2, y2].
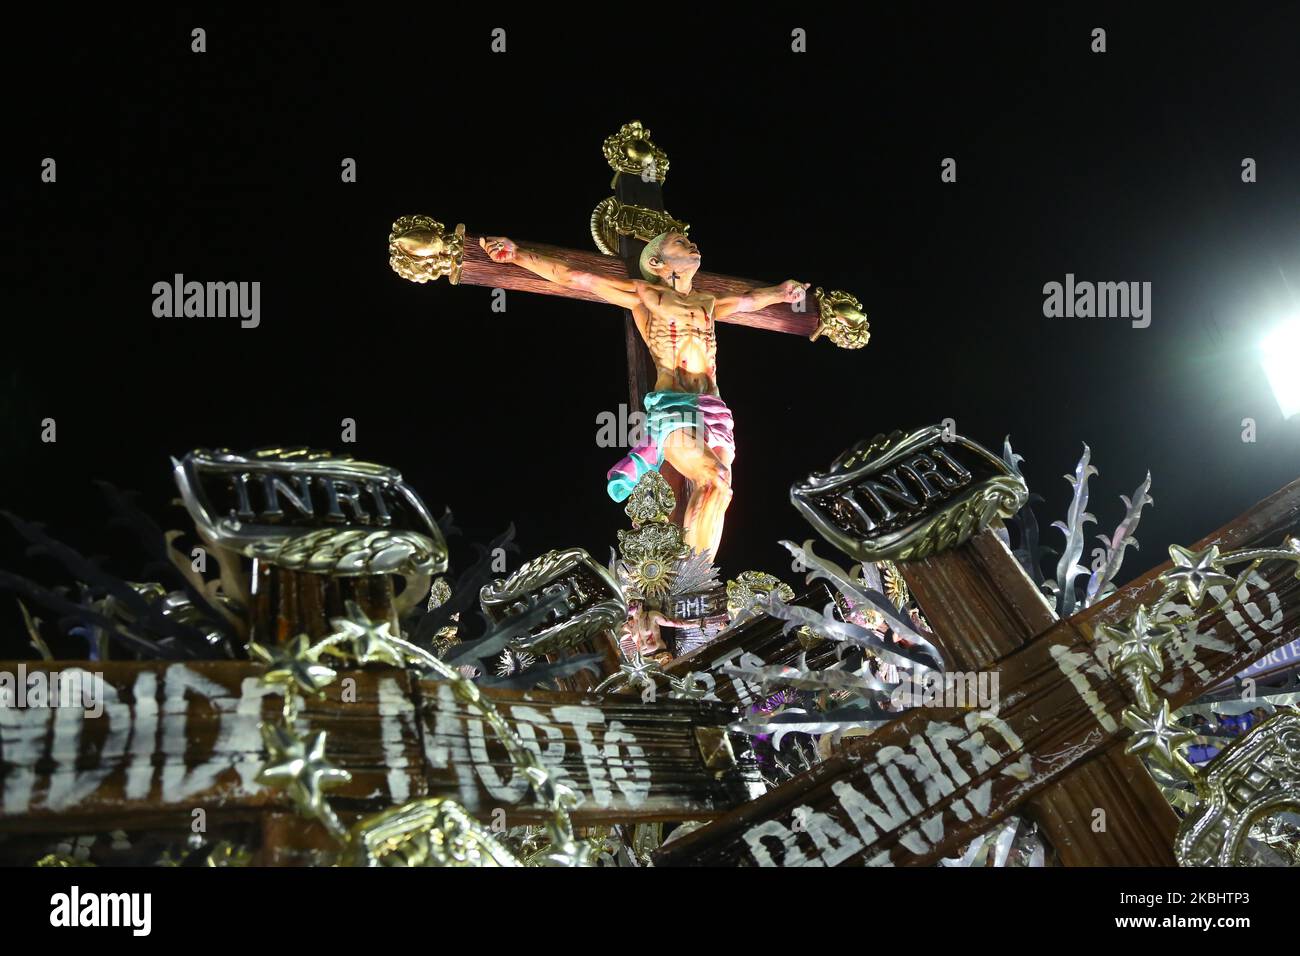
[617, 477, 689, 599]
[631, 556, 674, 598]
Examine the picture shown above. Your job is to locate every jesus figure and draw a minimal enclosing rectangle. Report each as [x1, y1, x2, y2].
[479, 231, 808, 560]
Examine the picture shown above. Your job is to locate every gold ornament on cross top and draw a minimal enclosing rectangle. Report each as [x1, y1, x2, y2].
[811, 288, 870, 350]
[602, 120, 670, 185]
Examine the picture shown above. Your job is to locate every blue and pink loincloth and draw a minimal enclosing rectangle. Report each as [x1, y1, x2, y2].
[606, 390, 735, 502]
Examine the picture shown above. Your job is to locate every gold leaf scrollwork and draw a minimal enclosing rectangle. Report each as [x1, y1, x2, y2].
[251, 528, 446, 579]
[351, 797, 522, 867]
[388, 215, 466, 285]
[618, 523, 690, 599]
[479, 547, 627, 656]
[792, 426, 1029, 563]
[1175, 710, 1300, 865]
[624, 470, 677, 526]
[602, 120, 670, 184]
[811, 288, 871, 350]
[726, 571, 796, 618]
[590, 197, 690, 257]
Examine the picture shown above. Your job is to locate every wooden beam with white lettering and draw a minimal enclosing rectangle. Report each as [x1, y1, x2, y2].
[413, 680, 760, 823]
[0, 663, 421, 833]
[654, 477, 1300, 866]
[0, 662, 758, 833]
[897, 528, 1179, 865]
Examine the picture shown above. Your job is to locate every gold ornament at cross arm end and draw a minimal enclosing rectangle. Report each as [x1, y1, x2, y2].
[811, 288, 870, 350]
[389, 215, 466, 285]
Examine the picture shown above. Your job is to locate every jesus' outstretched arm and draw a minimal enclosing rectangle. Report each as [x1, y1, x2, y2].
[479, 236, 641, 309]
[713, 280, 810, 320]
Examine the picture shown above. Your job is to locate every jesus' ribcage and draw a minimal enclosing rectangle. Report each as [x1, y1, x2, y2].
[642, 309, 718, 394]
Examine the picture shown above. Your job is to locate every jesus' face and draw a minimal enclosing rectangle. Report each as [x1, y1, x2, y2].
[658, 232, 701, 279]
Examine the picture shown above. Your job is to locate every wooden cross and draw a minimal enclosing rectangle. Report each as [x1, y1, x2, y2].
[414, 227, 823, 335]
[389, 121, 867, 552]
[653, 470, 1300, 866]
[892, 528, 1179, 864]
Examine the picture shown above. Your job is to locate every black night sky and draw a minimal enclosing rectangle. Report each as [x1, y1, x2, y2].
[5, 6, 1300, 649]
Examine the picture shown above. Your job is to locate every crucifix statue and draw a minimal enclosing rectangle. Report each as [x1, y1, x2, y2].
[474, 230, 808, 559]
[388, 121, 869, 562]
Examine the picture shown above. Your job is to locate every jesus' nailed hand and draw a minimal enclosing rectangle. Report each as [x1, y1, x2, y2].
[479, 232, 807, 561]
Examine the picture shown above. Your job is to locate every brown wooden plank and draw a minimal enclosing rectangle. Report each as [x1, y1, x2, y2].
[898, 529, 1057, 667]
[1026, 744, 1181, 866]
[899, 528, 1179, 865]
[0, 662, 759, 832]
[1075, 477, 1300, 636]
[413, 680, 759, 824]
[0, 662, 421, 832]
